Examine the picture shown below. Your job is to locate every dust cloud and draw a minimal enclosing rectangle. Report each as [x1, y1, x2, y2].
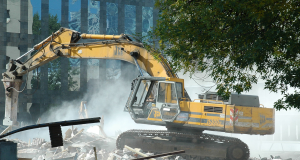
[10, 62, 165, 142]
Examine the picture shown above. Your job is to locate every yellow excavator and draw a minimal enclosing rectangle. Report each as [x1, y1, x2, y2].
[2, 28, 275, 160]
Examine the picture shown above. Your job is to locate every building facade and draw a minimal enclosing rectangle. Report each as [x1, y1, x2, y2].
[0, 0, 158, 124]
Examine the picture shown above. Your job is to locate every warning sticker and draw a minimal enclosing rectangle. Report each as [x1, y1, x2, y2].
[220, 114, 225, 118]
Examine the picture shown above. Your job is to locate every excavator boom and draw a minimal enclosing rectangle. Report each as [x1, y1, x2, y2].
[1, 27, 180, 126]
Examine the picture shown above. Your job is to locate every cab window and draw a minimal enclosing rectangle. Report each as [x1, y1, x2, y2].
[157, 82, 177, 104]
[176, 82, 183, 99]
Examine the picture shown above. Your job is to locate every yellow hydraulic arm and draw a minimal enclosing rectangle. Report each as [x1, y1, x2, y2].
[1, 27, 178, 126]
[3, 28, 176, 80]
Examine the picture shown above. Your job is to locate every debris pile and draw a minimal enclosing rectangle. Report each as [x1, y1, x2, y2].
[10, 129, 299, 160]
[14, 126, 115, 160]
[14, 126, 185, 160]
[7, 123, 297, 160]
[249, 156, 294, 160]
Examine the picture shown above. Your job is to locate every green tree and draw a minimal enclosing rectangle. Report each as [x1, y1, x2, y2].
[32, 13, 61, 35]
[31, 59, 80, 91]
[31, 14, 79, 91]
[49, 14, 61, 35]
[48, 58, 61, 90]
[67, 62, 80, 91]
[149, 0, 300, 110]
[47, 58, 80, 91]
[32, 13, 41, 35]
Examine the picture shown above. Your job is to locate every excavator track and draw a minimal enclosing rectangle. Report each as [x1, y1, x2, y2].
[116, 130, 249, 160]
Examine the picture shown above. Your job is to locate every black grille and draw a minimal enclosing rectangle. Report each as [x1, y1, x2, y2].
[204, 106, 223, 113]
[206, 94, 217, 100]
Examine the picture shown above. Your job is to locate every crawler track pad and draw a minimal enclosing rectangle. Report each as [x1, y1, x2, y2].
[117, 130, 250, 160]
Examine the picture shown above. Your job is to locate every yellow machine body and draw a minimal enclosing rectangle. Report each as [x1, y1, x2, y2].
[147, 101, 275, 135]
[129, 77, 274, 135]
[174, 101, 275, 134]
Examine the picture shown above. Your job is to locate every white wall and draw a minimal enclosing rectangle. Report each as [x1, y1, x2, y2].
[7, 0, 20, 33]
[7, 0, 33, 34]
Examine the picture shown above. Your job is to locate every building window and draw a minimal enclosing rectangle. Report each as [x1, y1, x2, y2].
[125, 5, 136, 35]
[106, 2, 118, 35]
[88, 0, 100, 34]
[142, 7, 153, 37]
[31, 0, 41, 35]
[69, 0, 81, 32]
[6, 10, 10, 23]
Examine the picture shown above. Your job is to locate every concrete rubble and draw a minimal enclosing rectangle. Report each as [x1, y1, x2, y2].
[11, 126, 112, 160]
[10, 126, 185, 160]
[249, 156, 295, 160]
[4, 125, 298, 160]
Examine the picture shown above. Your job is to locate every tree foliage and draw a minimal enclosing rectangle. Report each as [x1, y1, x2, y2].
[32, 13, 61, 35]
[48, 58, 61, 90]
[49, 14, 61, 35]
[47, 58, 80, 91]
[150, 0, 300, 110]
[32, 13, 41, 35]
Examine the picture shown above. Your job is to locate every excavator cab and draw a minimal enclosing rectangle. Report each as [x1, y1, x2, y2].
[125, 76, 183, 122]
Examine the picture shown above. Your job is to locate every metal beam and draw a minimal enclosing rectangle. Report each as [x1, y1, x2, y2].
[0, 117, 101, 139]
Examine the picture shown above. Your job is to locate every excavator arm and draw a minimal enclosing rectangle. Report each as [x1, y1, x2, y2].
[3, 28, 79, 80]
[1, 27, 182, 126]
